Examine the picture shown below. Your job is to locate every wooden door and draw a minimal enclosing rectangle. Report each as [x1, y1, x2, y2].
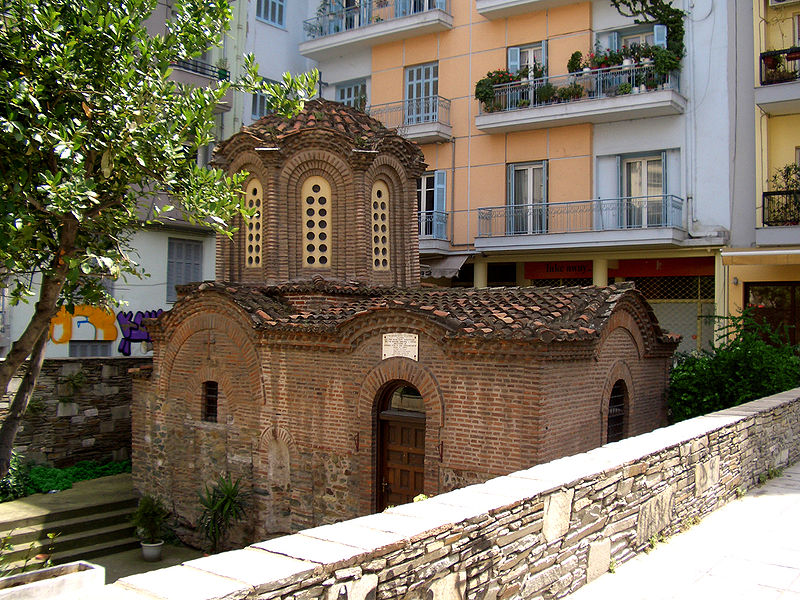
[378, 412, 425, 511]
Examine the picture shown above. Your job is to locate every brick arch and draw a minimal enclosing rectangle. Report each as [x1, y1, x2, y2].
[337, 308, 451, 353]
[278, 149, 356, 281]
[596, 306, 646, 360]
[354, 357, 445, 514]
[254, 424, 299, 535]
[599, 360, 635, 445]
[157, 298, 261, 404]
[365, 155, 419, 286]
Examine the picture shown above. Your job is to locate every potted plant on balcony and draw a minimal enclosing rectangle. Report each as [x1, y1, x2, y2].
[132, 495, 168, 562]
[617, 82, 632, 95]
[653, 46, 680, 76]
[535, 82, 557, 104]
[768, 163, 800, 226]
[474, 67, 528, 112]
[567, 51, 583, 74]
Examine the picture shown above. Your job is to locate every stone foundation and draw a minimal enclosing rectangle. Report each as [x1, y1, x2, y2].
[103, 387, 800, 600]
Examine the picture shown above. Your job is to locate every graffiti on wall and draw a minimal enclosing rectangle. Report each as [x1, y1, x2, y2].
[49, 306, 118, 344]
[49, 305, 163, 356]
[116, 310, 163, 356]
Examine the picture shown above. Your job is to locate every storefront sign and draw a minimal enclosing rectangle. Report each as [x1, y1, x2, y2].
[525, 261, 593, 280]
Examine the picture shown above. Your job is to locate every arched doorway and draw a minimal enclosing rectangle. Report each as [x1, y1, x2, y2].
[377, 383, 425, 510]
[607, 379, 627, 443]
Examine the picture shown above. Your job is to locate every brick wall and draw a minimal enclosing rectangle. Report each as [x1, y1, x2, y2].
[0, 357, 150, 466]
[133, 295, 672, 546]
[110, 388, 800, 600]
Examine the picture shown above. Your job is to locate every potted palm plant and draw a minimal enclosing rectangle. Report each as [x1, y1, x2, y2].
[131, 495, 168, 562]
[198, 474, 247, 554]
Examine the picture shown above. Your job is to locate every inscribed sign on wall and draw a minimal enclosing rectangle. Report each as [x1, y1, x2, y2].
[382, 333, 419, 361]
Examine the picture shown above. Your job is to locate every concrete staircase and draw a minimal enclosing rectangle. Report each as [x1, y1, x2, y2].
[0, 473, 139, 572]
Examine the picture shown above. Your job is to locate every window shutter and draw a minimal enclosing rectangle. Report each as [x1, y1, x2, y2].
[609, 31, 620, 52]
[541, 41, 548, 76]
[615, 155, 623, 229]
[434, 170, 446, 212]
[654, 25, 667, 49]
[436, 0, 446, 11]
[660, 150, 668, 195]
[434, 170, 446, 238]
[542, 161, 548, 203]
[507, 164, 516, 206]
[507, 47, 520, 73]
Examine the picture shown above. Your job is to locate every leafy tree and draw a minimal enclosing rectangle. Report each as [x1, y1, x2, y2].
[0, 0, 317, 476]
[668, 310, 800, 422]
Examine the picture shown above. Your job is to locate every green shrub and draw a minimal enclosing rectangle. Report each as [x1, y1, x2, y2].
[0, 452, 29, 502]
[198, 474, 247, 554]
[0, 459, 132, 501]
[567, 51, 583, 74]
[132, 495, 168, 543]
[535, 82, 557, 103]
[668, 311, 800, 422]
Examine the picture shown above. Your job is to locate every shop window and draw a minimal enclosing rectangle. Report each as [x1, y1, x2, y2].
[301, 176, 332, 268]
[202, 381, 218, 423]
[746, 282, 799, 345]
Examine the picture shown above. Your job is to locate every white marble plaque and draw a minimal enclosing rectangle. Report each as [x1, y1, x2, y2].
[382, 333, 418, 361]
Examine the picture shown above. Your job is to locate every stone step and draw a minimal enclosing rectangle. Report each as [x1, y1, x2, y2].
[0, 507, 136, 546]
[3, 536, 141, 575]
[2, 522, 137, 563]
[0, 495, 137, 533]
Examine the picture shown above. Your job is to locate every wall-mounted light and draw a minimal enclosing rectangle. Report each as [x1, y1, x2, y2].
[733, 277, 739, 285]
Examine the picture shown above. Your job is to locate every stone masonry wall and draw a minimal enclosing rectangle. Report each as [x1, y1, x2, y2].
[0, 357, 150, 466]
[108, 387, 800, 600]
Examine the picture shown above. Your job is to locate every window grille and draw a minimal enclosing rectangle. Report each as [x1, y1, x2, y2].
[607, 380, 626, 443]
[69, 341, 112, 358]
[301, 177, 332, 268]
[202, 381, 218, 423]
[245, 179, 263, 268]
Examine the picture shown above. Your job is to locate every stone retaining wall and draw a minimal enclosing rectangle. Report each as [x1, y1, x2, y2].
[99, 388, 800, 600]
[0, 358, 150, 466]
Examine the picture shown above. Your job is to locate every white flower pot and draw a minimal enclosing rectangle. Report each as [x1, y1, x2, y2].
[141, 540, 164, 562]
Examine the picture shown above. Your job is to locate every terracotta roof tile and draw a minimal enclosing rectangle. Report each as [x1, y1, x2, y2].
[175, 277, 676, 344]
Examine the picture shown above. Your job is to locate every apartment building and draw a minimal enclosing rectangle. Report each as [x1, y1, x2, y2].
[303, 0, 733, 352]
[727, 0, 800, 345]
[3, 0, 313, 360]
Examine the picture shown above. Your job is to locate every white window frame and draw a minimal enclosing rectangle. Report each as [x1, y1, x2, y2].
[337, 80, 367, 110]
[621, 154, 665, 228]
[507, 162, 547, 234]
[507, 42, 547, 76]
[256, 0, 285, 27]
[417, 171, 446, 239]
[167, 238, 203, 303]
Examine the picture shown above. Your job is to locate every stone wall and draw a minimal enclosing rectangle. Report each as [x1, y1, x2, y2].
[107, 388, 800, 600]
[0, 357, 150, 466]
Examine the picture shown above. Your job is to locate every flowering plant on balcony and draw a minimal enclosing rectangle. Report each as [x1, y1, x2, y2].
[474, 64, 543, 110]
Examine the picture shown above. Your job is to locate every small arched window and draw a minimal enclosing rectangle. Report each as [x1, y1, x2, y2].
[607, 379, 626, 443]
[371, 180, 389, 271]
[301, 176, 332, 268]
[244, 178, 263, 268]
[202, 381, 218, 423]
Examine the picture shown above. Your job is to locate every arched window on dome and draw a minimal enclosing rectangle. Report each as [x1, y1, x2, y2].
[371, 180, 389, 271]
[301, 176, 332, 269]
[244, 178, 263, 268]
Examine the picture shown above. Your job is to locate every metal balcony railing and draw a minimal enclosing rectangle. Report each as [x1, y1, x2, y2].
[368, 96, 450, 129]
[303, 0, 449, 40]
[763, 191, 800, 226]
[480, 64, 680, 114]
[418, 210, 448, 240]
[476, 195, 686, 238]
[171, 59, 230, 81]
[759, 48, 800, 86]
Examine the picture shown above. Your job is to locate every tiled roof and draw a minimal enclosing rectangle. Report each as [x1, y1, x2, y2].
[223, 99, 390, 148]
[180, 277, 677, 344]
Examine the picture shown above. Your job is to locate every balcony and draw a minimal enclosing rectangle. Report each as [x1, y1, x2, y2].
[475, 65, 685, 133]
[418, 210, 449, 253]
[756, 48, 800, 115]
[170, 59, 232, 113]
[473, 195, 688, 251]
[476, 0, 573, 19]
[368, 97, 451, 143]
[299, 0, 452, 61]
[756, 191, 800, 246]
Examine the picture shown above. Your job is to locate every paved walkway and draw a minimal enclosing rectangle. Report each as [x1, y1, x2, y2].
[568, 462, 800, 600]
